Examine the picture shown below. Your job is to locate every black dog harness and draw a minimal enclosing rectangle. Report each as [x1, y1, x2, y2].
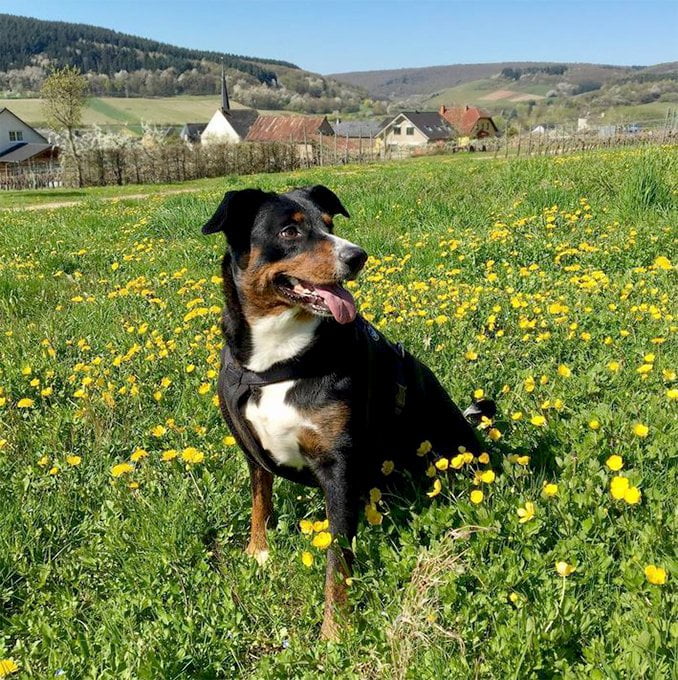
[218, 318, 408, 483]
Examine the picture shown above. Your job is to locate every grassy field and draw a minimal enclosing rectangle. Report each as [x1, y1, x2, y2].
[0, 96, 254, 128]
[0, 148, 676, 678]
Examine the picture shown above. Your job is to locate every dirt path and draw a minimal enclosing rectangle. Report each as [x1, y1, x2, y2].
[3, 187, 203, 212]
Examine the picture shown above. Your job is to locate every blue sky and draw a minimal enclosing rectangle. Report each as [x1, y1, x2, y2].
[1, 0, 676, 73]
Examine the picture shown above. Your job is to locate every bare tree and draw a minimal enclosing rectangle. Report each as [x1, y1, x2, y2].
[41, 66, 87, 187]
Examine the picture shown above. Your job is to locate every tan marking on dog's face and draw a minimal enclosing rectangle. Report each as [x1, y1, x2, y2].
[321, 213, 333, 226]
[298, 402, 349, 459]
[239, 241, 338, 318]
[291, 211, 305, 223]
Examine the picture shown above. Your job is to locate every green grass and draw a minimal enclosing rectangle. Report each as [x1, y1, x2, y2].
[0, 147, 676, 678]
[0, 96, 255, 128]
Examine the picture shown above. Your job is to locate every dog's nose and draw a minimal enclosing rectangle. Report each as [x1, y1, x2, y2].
[340, 246, 368, 276]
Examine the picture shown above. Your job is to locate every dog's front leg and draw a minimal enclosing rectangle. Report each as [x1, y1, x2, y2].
[315, 460, 359, 641]
[245, 460, 273, 565]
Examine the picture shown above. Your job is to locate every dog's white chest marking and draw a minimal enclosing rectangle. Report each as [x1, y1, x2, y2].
[245, 381, 313, 469]
[244, 309, 320, 469]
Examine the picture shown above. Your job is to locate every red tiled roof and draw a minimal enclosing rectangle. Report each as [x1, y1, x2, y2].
[246, 115, 333, 142]
[438, 105, 497, 136]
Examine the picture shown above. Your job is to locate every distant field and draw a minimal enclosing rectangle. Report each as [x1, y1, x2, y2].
[425, 78, 551, 108]
[0, 96, 253, 128]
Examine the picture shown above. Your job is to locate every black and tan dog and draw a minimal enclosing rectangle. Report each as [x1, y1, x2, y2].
[202, 185, 494, 639]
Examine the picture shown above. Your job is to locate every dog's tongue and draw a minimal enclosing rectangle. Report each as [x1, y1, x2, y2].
[313, 284, 357, 324]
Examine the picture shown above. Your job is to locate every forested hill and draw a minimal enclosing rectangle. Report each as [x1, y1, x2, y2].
[0, 13, 295, 83]
[0, 14, 367, 112]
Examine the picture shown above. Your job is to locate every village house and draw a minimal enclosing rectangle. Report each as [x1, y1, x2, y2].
[180, 123, 207, 144]
[0, 107, 59, 188]
[378, 111, 456, 151]
[246, 115, 334, 160]
[200, 69, 258, 144]
[438, 105, 498, 144]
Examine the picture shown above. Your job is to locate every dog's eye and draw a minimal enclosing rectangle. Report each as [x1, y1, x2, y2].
[279, 225, 301, 240]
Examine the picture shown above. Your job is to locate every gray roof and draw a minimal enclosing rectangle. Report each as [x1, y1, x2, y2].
[388, 112, 456, 140]
[222, 108, 259, 139]
[181, 123, 207, 141]
[333, 120, 383, 138]
[0, 142, 58, 163]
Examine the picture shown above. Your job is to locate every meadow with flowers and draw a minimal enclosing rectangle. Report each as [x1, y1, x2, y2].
[0, 147, 676, 678]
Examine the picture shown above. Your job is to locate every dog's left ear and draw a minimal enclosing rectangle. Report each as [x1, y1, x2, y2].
[299, 185, 350, 218]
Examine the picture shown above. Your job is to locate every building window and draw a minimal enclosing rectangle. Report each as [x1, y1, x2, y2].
[9, 130, 23, 141]
[406, 127, 414, 136]
[393, 126, 401, 135]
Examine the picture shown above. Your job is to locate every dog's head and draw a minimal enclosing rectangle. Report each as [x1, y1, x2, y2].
[202, 185, 366, 324]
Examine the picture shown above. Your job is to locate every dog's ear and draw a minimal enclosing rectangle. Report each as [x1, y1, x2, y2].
[201, 189, 270, 250]
[298, 185, 350, 218]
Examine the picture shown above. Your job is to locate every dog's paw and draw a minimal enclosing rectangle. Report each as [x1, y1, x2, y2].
[246, 545, 270, 566]
[464, 398, 497, 424]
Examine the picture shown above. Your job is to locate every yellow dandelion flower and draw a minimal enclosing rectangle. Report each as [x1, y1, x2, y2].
[301, 551, 314, 567]
[48, 466, 59, 476]
[488, 427, 502, 441]
[0, 659, 19, 676]
[381, 459, 394, 475]
[450, 454, 464, 469]
[223, 435, 236, 446]
[181, 447, 204, 464]
[555, 561, 576, 577]
[470, 489, 484, 504]
[161, 449, 178, 462]
[478, 452, 490, 464]
[632, 423, 649, 438]
[151, 425, 166, 437]
[515, 455, 530, 466]
[365, 504, 383, 525]
[130, 448, 148, 462]
[480, 470, 495, 484]
[198, 383, 211, 395]
[605, 455, 623, 471]
[66, 455, 82, 467]
[543, 482, 558, 497]
[557, 364, 572, 378]
[111, 462, 134, 478]
[416, 440, 432, 456]
[517, 501, 535, 523]
[644, 564, 667, 585]
[299, 519, 314, 535]
[369, 487, 382, 504]
[610, 476, 630, 499]
[652, 255, 672, 270]
[427, 478, 442, 498]
[667, 388, 678, 401]
[313, 519, 329, 532]
[511, 411, 523, 421]
[607, 361, 621, 372]
[588, 419, 600, 430]
[473, 388, 485, 399]
[624, 486, 641, 505]
[312, 531, 332, 549]
[17, 398, 35, 408]
[434, 457, 449, 471]
[464, 349, 478, 361]
[530, 415, 546, 427]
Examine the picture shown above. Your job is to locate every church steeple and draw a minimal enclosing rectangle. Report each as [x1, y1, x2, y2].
[221, 61, 230, 113]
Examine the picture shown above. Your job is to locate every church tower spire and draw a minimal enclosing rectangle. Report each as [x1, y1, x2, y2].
[221, 60, 230, 113]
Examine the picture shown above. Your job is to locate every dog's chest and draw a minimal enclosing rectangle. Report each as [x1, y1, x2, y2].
[244, 381, 311, 469]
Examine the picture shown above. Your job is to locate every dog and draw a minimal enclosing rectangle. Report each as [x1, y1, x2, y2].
[201, 185, 494, 639]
